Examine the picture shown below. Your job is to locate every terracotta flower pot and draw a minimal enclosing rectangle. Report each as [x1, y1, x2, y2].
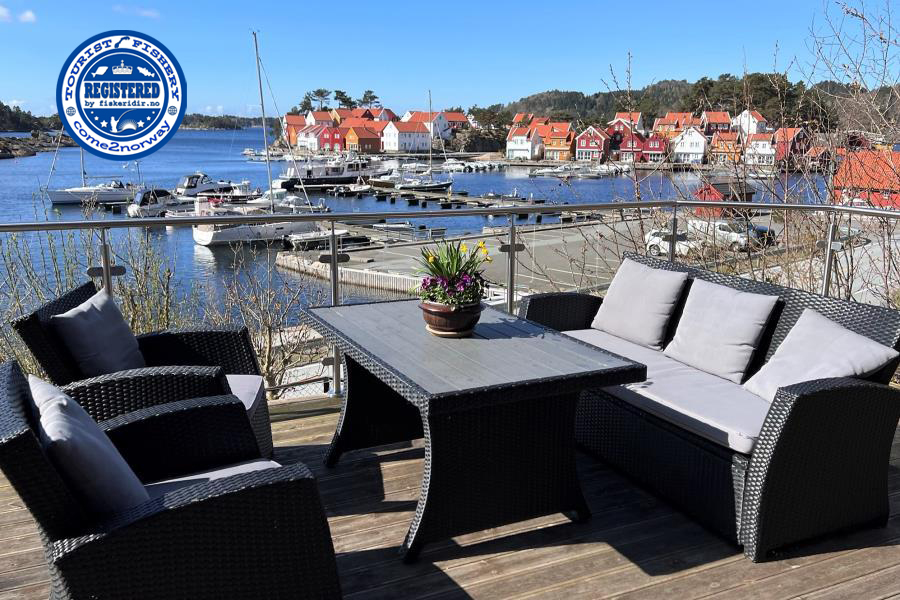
[419, 301, 484, 338]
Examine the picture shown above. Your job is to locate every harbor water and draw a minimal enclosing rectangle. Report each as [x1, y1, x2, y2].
[0, 128, 825, 305]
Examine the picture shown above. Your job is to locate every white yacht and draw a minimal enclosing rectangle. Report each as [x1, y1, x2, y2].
[126, 188, 189, 218]
[175, 173, 246, 197]
[46, 180, 141, 205]
[192, 205, 318, 246]
[273, 157, 388, 187]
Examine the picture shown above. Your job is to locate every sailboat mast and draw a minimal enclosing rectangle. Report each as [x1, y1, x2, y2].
[252, 31, 274, 212]
[428, 89, 433, 181]
[79, 148, 86, 187]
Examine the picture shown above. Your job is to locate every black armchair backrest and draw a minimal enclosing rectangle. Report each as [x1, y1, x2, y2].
[0, 361, 90, 540]
[11, 281, 98, 386]
[623, 252, 900, 383]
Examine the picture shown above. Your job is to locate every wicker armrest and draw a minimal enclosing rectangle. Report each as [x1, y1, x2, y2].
[49, 464, 341, 599]
[138, 326, 261, 376]
[101, 395, 261, 482]
[517, 292, 602, 331]
[741, 377, 900, 561]
[62, 366, 229, 422]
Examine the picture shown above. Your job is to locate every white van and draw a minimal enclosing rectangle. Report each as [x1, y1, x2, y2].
[687, 219, 753, 252]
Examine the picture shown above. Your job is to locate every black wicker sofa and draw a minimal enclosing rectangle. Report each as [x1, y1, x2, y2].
[519, 252, 900, 562]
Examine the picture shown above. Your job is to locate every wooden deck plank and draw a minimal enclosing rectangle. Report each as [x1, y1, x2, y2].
[2, 410, 900, 599]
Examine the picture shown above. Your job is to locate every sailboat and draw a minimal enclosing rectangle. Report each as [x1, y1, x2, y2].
[389, 91, 453, 192]
[45, 148, 143, 205]
[193, 32, 316, 247]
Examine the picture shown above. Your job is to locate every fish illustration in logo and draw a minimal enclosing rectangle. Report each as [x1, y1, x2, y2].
[90, 66, 109, 78]
[136, 66, 156, 78]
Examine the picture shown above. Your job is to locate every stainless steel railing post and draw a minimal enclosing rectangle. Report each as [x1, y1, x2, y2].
[99, 228, 113, 296]
[821, 213, 837, 297]
[506, 218, 517, 314]
[668, 204, 679, 262]
[329, 222, 342, 396]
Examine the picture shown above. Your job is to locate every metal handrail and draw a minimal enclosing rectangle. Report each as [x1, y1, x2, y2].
[0, 199, 896, 233]
[6, 197, 899, 395]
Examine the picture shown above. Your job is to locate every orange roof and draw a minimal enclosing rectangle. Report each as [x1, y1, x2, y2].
[609, 112, 641, 126]
[576, 126, 610, 140]
[513, 113, 533, 124]
[712, 131, 740, 143]
[774, 127, 804, 143]
[806, 146, 832, 158]
[507, 126, 533, 141]
[406, 111, 441, 123]
[442, 111, 468, 123]
[833, 151, 900, 192]
[309, 111, 333, 121]
[392, 121, 430, 133]
[375, 107, 397, 120]
[703, 111, 731, 124]
[750, 110, 767, 122]
[748, 133, 773, 142]
[349, 108, 373, 118]
[339, 117, 377, 129]
[333, 108, 353, 118]
[347, 126, 381, 139]
[285, 114, 306, 127]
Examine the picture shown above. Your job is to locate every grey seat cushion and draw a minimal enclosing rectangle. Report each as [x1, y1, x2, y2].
[144, 458, 282, 499]
[225, 374, 266, 420]
[566, 329, 770, 454]
[663, 279, 779, 383]
[49, 289, 146, 377]
[28, 375, 150, 515]
[591, 258, 688, 350]
[744, 308, 900, 402]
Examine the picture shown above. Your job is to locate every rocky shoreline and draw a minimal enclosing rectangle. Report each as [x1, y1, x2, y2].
[0, 131, 78, 159]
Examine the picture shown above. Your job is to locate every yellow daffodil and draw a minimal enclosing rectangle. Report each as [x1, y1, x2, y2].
[427, 255, 435, 264]
[480, 247, 489, 256]
[460, 244, 468, 253]
[478, 240, 486, 249]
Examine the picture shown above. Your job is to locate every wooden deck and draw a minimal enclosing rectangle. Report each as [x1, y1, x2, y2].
[3, 398, 900, 599]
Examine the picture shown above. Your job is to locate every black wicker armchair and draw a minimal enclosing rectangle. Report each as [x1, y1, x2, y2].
[0, 360, 341, 599]
[11, 281, 273, 456]
[519, 252, 900, 562]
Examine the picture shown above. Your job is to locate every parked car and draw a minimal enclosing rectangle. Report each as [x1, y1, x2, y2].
[836, 225, 869, 248]
[644, 229, 704, 257]
[687, 219, 776, 252]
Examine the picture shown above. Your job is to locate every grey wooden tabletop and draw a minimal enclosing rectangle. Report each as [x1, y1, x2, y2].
[304, 300, 645, 399]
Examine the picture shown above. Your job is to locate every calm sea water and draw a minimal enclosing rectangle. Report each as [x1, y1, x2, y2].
[0, 128, 825, 304]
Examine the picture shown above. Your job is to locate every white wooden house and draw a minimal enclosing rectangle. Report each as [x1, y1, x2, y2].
[731, 109, 768, 138]
[382, 121, 431, 152]
[505, 126, 543, 160]
[670, 127, 707, 164]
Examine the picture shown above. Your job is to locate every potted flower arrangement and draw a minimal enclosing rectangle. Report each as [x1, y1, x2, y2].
[416, 240, 491, 337]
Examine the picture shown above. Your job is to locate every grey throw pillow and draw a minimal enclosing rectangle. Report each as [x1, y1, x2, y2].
[744, 309, 899, 402]
[28, 375, 149, 515]
[663, 279, 779, 383]
[49, 289, 145, 377]
[591, 258, 688, 349]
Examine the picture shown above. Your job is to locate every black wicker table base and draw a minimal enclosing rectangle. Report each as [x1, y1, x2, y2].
[327, 356, 591, 562]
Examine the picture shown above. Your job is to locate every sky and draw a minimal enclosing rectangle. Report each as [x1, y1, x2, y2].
[0, 0, 840, 117]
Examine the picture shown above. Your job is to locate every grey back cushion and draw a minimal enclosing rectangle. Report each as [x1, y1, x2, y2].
[49, 289, 145, 377]
[744, 308, 900, 402]
[28, 375, 149, 515]
[591, 258, 688, 349]
[664, 279, 779, 383]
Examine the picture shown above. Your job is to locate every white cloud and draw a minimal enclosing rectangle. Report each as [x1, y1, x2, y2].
[18, 9, 35, 23]
[113, 5, 160, 18]
[215, 105, 223, 114]
[6, 99, 25, 107]
[0, 5, 11, 22]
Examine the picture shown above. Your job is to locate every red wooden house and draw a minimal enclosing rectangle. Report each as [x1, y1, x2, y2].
[619, 131, 646, 162]
[575, 126, 611, 161]
[643, 133, 669, 162]
[774, 127, 809, 167]
[693, 177, 757, 218]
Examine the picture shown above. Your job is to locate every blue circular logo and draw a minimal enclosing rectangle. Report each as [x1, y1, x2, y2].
[57, 30, 186, 160]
